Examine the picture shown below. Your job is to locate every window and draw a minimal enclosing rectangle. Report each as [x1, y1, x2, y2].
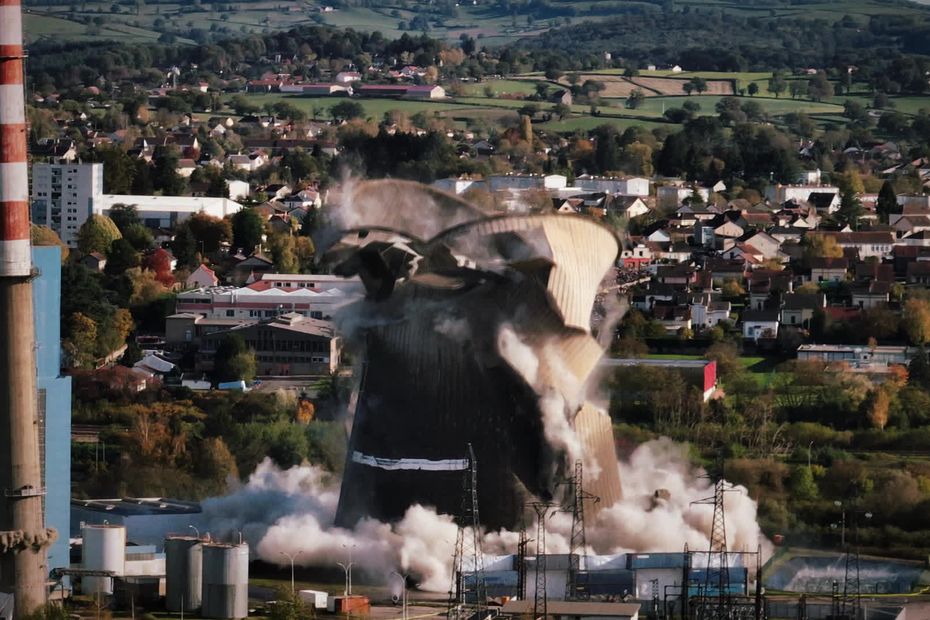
[226, 310, 235, 317]
[310, 311, 322, 319]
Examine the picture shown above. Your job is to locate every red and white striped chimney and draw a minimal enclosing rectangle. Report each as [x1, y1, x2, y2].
[0, 0, 30, 278]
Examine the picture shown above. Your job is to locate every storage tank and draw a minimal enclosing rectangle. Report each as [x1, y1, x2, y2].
[165, 536, 203, 612]
[201, 542, 249, 619]
[82, 524, 126, 596]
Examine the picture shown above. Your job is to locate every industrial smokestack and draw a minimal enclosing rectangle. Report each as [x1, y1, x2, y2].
[0, 0, 53, 616]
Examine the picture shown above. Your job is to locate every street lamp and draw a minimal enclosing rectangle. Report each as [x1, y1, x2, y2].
[342, 544, 357, 595]
[188, 525, 200, 539]
[337, 561, 354, 597]
[391, 571, 408, 620]
[280, 551, 302, 595]
[833, 500, 846, 547]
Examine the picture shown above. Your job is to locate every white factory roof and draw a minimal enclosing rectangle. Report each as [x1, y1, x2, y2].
[92, 194, 243, 216]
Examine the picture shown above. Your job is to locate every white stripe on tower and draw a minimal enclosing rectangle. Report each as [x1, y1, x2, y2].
[0, 0, 31, 278]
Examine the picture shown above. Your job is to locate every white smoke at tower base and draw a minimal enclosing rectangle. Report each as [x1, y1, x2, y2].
[200, 438, 767, 592]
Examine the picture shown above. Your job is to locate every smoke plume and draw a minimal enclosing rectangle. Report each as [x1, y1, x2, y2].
[200, 439, 767, 592]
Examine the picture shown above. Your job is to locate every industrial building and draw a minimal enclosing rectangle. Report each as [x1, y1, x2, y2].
[32, 247, 73, 585]
[172, 274, 361, 324]
[71, 498, 202, 548]
[485, 552, 750, 600]
[71, 524, 250, 620]
[30, 162, 244, 247]
[199, 312, 341, 375]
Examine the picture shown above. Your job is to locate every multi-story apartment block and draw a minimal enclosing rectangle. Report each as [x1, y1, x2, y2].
[31, 163, 104, 247]
[31, 162, 244, 248]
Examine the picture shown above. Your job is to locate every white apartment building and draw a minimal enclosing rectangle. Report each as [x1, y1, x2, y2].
[765, 184, 841, 212]
[31, 163, 245, 247]
[31, 163, 104, 247]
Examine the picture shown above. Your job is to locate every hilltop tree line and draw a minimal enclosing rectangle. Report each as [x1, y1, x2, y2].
[23, 6, 930, 95]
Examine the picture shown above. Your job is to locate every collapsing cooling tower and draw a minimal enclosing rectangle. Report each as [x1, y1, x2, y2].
[328, 180, 622, 531]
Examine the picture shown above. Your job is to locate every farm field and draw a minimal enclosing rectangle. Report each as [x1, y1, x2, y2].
[233, 81, 930, 136]
[24, 0, 930, 46]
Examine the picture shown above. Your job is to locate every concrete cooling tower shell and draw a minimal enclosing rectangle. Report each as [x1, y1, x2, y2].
[165, 536, 203, 612]
[81, 524, 126, 596]
[331, 194, 624, 531]
[201, 542, 249, 619]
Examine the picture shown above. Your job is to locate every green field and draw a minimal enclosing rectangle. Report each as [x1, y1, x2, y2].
[27, 0, 930, 46]
[232, 85, 930, 136]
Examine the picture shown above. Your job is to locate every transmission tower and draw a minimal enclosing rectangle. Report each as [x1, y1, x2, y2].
[516, 526, 531, 601]
[692, 477, 737, 620]
[528, 501, 557, 620]
[839, 546, 860, 620]
[565, 460, 599, 601]
[448, 444, 486, 620]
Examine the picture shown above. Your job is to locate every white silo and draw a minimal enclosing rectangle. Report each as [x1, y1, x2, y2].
[201, 542, 249, 619]
[165, 536, 203, 612]
[81, 523, 126, 596]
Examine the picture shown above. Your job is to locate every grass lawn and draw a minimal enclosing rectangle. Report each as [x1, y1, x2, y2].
[459, 79, 544, 97]
[235, 93, 474, 120]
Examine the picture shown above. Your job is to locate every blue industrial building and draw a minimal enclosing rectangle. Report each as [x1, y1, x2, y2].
[32, 247, 72, 585]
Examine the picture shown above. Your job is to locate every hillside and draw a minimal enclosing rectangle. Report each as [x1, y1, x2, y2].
[21, 0, 930, 48]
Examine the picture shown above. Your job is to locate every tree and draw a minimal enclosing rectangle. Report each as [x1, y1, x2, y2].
[123, 223, 154, 251]
[705, 342, 742, 377]
[789, 80, 808, 100]
[807, 72, 834, 102]
[903, 298, 930, 345]
[126, 267, 170, 307]
[768, 73, 788, 98]
[213, 333, 256, 384]
[108, 204, 141, 234]
[31, 224, 69, 261]
[142, 248, 176, 287]
[331, 100, 364, 122]
[171, 224, 199, 269]
[91, 145, 136, 194]
[268, 586, 311, 620]
[152, 147, 186, 196]
[553, 102, 570, 120]
[876, 180, 898, 224]
[64, 312, 98, 369]
[231, 207, 265, 252]
[721, 279, 745, 298]
[747, 82, 759, 97]
[105, 238, 140, 276]
[865, 386, 891, 431]
[186, 212, 232, 254]
[803, 234, 844, 260]
[267, 233, 298, 273]
[908, 347, 930, 389]
[626, 89, 645, 109]
[622, 142, 653, 177]
[78, 214, 122, 256]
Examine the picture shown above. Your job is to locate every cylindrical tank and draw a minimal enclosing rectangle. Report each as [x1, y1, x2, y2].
[82, 524, 126, 596]
[201, 542, 249, 619]
[165, 536, 203, 612]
